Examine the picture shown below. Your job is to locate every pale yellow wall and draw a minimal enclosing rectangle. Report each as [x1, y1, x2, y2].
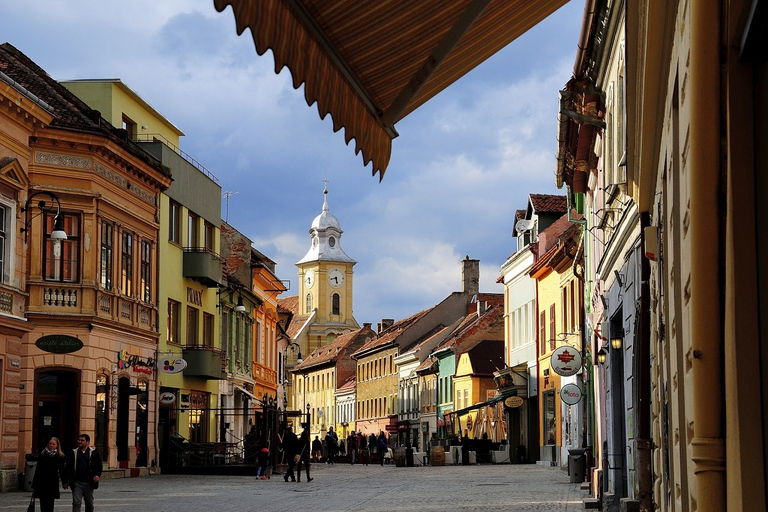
[61, 80, 184, 146]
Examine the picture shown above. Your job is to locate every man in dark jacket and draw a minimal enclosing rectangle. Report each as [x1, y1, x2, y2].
[66, 433, 103, 512]
[347, 431, 358, 464]
[281, 426, 298, 482]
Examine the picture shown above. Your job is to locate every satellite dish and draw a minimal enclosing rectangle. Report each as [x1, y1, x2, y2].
[515, 219, 535, 234]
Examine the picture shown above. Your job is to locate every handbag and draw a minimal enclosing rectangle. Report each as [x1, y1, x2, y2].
[27, 492, 35, 512]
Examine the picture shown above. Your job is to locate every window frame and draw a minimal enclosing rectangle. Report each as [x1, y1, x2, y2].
[169, 201, 181, 244]
[100, 221, 113, 290]
[121, 231, 133, 297]
[43, 212, 80, 283]
[167, 299, 180, 344]
[186, 306, 199, 346]
[140, 241, 151, 303]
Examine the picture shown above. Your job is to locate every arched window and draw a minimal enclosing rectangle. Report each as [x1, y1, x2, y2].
[305, 293, 312, 313]
[332, 293, 340, 315]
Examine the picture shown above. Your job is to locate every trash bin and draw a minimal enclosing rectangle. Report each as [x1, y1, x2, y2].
[568, 449, 586, 483]
[24, 454, 38, 492]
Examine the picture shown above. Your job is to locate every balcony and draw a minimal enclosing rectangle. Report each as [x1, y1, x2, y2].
[183, 248, 223, 288]
[182, 345, 227, 380]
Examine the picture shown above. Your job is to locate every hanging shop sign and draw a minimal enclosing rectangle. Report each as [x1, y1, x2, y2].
[36, 335, 83, 354]
[159, 392, 177, 405]
[159, 357, 187, 374]
[116, 349, 156, 375]
[560, 383, 583, 405]
[550, 346, 583, 377]
[504, 396, 524, 408]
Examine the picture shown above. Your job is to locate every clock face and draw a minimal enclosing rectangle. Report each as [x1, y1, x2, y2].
[304, 269, 315, 289]
[328, 268, 344, 288]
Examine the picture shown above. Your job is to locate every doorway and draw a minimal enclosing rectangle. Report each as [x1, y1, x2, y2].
[34, 369, 79, 454]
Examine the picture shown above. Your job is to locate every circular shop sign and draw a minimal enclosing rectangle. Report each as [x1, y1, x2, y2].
[159, 392, 177, 405]
[159, 358, 187, 374]
[504, 396, 524, 408]
[550, 346, 582, 377]
[560, 383, 583, 405]
[35, 335, 83, 354]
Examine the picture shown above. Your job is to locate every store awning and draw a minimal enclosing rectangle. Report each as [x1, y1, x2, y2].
[447, 392, 512, 418]
[235, 386, 259, 402]
[214, 0, 569, 178]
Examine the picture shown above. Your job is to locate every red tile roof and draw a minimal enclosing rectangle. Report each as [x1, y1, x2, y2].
[529, 194, 568, 214]
[294, 326, 375, 371]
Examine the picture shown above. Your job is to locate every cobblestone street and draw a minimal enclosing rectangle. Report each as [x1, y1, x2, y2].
[0, 463, 583, 512]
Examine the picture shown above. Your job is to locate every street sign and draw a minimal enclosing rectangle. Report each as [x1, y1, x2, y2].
[550, 346, 582, 377]
[560, 383, 582, 405]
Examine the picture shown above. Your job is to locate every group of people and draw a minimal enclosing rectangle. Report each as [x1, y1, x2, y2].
[346, 431, 390, 466]
[31, 433, 103, 512]
[280, 425, 313, 482]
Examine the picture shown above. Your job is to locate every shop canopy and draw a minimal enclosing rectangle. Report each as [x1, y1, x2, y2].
[213, 0, 569, 178]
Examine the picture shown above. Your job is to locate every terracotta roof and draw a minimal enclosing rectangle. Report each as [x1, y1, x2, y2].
[294, 326, 375, 370]
[277, 295, 310, 338]
[433, 305, 504, 355]
[337, 374, 356, 391]
[214, 0, 570, 177]
[529, 221, 582, 277]
[0, 43, 170, 180]
[515, 209, 526, 221]
[529, 193, 568, 214]
[353, 307, 434, 356]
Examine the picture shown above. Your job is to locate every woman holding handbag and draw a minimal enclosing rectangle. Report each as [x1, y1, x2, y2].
[31, 437, 68, 512]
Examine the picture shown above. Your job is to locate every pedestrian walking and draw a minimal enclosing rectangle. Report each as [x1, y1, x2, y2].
[360, 434, 370, 466]
[281, 426, 298, 482]
[377, 432, 388, 466]
[66, 433, 103, 512]
[311, 436, 322, 462]
[347, 431, 358, 464]
[325, 427, 338, 464]
[31, 437, 68, 512]
[296, 429, 313, 482]
[256, 447, 270, 479]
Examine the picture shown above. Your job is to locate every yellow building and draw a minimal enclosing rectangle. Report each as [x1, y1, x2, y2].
[60, 79, 227, 466]
[530, 221, 582, 465]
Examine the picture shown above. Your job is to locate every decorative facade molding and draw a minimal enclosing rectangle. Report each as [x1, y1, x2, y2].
[35, 151, 91, 169]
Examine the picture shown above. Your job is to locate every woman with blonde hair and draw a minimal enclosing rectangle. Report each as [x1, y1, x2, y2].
[31, 437, 68, 512]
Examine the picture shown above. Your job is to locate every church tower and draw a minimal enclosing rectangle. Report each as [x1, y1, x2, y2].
[295, 184, 359, 355]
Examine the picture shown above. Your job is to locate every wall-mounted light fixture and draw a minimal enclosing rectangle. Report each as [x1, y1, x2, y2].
[21, 191, 67, 243]
[597, 347, 608, 365]
[614, 269, 625, 288]
[611, 337, 623, 350]
[235, 294, 247, 313]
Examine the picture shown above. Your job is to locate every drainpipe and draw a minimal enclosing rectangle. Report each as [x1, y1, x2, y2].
[689, 3, 725, 511]
[637, 213, 652, 511]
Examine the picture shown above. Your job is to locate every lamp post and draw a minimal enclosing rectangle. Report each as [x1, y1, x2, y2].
[21, 191, 67, 242]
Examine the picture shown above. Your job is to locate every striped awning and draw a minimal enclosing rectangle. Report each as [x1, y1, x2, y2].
[214, 0, 570, 178]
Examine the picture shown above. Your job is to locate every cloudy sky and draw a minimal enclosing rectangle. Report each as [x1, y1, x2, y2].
[3, 0, 582, 325]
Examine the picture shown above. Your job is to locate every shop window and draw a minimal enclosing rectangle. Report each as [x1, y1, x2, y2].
[95, 372, 109, 459]
[188, 391, 209, 444]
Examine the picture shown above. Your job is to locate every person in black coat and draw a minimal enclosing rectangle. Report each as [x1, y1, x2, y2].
[66, 433, 103, 512]
[281, 426, 298, 482]
[31, 437, 68, 512]
[296, 429, 313, 482]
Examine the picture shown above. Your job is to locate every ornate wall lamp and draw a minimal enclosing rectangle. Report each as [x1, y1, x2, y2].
[597, 347, 608, 365]
[611, 337, 623, 351]
[21, 191, 67, 242]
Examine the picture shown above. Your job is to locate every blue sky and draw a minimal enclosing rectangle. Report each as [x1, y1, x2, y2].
[2, 0, 583, 325]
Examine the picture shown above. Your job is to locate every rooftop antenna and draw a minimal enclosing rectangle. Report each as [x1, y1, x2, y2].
[222, 191, 238, 222]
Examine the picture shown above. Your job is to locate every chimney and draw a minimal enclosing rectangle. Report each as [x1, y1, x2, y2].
[462, 256, 480, 297]
[363, 323, 372, 330]
[478, 300, 487, 317]
[379, 319, 394, 332]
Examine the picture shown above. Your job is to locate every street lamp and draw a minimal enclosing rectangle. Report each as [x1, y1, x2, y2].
[611, 337, 622, 350]
[21, 191, 67, 242]
[597, 347, 608, 365]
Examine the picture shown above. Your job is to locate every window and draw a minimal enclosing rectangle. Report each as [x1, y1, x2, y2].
[305, 293, 312, 314]
[204, 221, 215, 251]
[167, 300, 180, 343]
[549, 304, 556, 351]
[44, 212, 79, 282]
[122, 114, 137, 140]
[332, 293, 340, 315]
[121, 232, 133, 296]
[203, 313, 214, 347]
[169, 201, 181, 244]
[100, 222, 113, 290]
[187, 306, 199, 346]
[188, 212, 199, 248]
[540, 311, 546, 355]
[544, 390, 556, 445]
[0, 204, 7, 284]
[140, 241, 151, 303]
